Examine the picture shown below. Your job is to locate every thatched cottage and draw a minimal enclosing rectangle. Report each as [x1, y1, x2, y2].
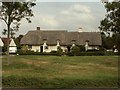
[20, 27, 102, 52]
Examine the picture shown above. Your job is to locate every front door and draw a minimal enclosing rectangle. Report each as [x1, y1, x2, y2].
[67, 46, 71, 52]
[40, 46, 43, 53]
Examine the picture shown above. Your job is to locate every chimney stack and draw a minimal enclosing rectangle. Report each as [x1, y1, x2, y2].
[37, 27, 40, 30]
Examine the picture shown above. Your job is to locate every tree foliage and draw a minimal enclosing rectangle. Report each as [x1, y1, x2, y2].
[0, 1, 36, 37]
[71, 46, 80, 56]
[15, 35, 23, 49]
[99, 1, 120, 52]
[99, 1, 120, 34]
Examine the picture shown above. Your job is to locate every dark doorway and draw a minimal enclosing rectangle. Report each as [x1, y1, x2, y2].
[40, 46, 43, 53]
[67, 46, 71, 52]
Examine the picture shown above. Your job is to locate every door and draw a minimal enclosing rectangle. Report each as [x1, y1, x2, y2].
[40, 46, 43, 53]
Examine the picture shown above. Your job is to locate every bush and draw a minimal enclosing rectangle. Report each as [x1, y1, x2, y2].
[99, 47, 106, 51]
[70, 46, 80, 56]
[79, 45, 85, 52]
[67, 51, 119, 56]
[17, 49, 57, 55]
[17, 48, 119, 56]
[80, 52, 105, 56]
[56, 47, 63, 56]
[104, 51, 119, 56]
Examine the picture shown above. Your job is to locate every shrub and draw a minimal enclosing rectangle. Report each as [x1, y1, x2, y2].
[57, 47, 63, 56]
[99, 47, 106, 51]
[21, 45, 28, 53]
[67, 51, 119, 56]
[104, 51, 119, 56]
[17, 49, 57, 55]
[79, 45, 85, 52]
[70, 46, 80, 56]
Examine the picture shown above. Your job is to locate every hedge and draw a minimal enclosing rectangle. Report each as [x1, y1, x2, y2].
[67, 51, 119, 56]
[14, 49, 120, 56]
[17, 50, 59, 56]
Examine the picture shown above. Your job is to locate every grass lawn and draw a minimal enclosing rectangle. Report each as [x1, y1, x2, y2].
[2, 55, 119, 88]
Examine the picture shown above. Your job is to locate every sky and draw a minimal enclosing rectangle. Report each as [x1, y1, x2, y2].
[0, 1, 106, 37]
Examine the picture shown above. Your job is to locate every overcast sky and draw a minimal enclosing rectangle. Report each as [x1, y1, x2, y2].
[1, 2, 106, 37]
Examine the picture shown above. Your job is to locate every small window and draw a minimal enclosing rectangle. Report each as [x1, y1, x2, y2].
[45, 46, 48, 49]
[72, 40, 76, 44]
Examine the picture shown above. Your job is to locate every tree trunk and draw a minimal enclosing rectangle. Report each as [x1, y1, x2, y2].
[6, 24, 10, 65]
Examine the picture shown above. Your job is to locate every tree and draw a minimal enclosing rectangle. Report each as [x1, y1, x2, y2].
[0, 1, 36, 64]
[99, 1, 120, 34]
[99, 1, 120, 52]
[71, 46, 80, 56]
[15, 34, 23, 49]
[2, 23, 20, 38]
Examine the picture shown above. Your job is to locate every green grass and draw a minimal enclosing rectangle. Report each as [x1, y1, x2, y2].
[2, 55, 119, 88]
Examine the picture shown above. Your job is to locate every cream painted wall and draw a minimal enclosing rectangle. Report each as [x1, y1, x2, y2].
[31, 46, 40, 52]
[88, 46, 99, 50]
[31, 45, 65, 53]
[43, 45, 67, 53]
[9, 47, 17, 53]
[61, 46, 67, 52]
[85, 45, 99, 51]
[44, 46, 57, 52]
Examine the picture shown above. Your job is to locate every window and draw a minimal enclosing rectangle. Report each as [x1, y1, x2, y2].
[85, 40, 89, 46]
[45, 46, 48, 49]
[72, 40, 76, 44]
[56, 39, 60, 46]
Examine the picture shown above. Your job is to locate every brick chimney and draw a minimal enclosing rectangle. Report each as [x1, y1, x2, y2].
[37, 27, 40, 30]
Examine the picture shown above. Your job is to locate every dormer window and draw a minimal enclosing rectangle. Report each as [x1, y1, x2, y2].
[43, 39, 47, 43]
[72, 40, 76, 44]
[85, 40, 89, 46]
[85, 40, 89, 51]
[71, 40, 76, 47]
[56, 39, 60, 46]
[43, 39, 48, 50]
[45, 46, 48, 49]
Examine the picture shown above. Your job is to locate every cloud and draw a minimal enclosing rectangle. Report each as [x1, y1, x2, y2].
[61, 4, 94, 21]
[39, 14, 59, 27]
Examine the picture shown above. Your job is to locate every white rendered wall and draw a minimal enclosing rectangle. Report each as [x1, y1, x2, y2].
[43, 45, 67, 53]
[88, 46, 99, 50]
[61, 46, 67, 52]
[31, 46, 40, 52]
[44, 46, 57, 52]
[9, 47, 17, 53]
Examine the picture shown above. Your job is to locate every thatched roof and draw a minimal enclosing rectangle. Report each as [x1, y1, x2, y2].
[20, 30, 102, 46]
